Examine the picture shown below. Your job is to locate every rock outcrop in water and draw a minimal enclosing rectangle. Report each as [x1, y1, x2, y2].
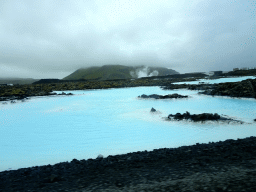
[58, 92, 73, 95]
[200, 79, 256, 99]
[167, 112, 243, 123]
[138, 93, 188, 99]
[162, 79, 256, 99]
[150, 107, 156, 112]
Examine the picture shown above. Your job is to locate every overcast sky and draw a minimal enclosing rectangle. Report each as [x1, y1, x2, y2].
[0, 0, 255, 79]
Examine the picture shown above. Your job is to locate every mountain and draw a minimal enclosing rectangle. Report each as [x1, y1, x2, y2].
[63, 65, 179, 81]
[0, 78, 38, 85]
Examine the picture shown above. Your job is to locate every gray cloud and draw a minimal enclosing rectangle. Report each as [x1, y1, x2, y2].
[0, 0, 255, 78]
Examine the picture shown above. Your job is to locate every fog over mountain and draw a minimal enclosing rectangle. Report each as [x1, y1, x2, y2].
[0, 0, 255, 79]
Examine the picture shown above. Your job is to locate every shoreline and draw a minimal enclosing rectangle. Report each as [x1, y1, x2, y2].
[1, 75, 256, 103]
[1, 136, 256, 191]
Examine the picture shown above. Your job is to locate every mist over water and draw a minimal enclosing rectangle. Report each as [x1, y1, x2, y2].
[0, 77, 256, 172]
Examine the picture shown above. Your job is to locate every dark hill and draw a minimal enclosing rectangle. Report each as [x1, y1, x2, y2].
[63, 65, 179, 81]
[0, 78, 38, 85]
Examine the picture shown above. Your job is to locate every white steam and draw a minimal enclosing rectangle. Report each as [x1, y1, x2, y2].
[149, 70, 159, 77]
[137, 66, 149, 78]
[130, 66, 159, 78]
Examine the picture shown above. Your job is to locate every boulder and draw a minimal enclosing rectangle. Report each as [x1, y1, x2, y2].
[97, 154, 104, 159]
[150, 107, 156, 112]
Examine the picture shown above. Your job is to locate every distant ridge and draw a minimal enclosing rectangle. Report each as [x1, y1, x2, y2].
[0, 78, 38, 85]
[63, 65, 179, 81]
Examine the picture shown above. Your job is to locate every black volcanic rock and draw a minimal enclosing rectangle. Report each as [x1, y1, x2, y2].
[167, 112, 242, 123]
[198, 79, 256, 99]
[58, 92, 73, 95]
[139, 93, 188, 99]
[1, 137, 256, 191]
[150, 107, 156, 112]
[162, 78, 256, 99]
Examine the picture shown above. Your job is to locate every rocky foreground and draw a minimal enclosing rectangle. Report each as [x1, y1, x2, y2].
[1, 136, 256, 191]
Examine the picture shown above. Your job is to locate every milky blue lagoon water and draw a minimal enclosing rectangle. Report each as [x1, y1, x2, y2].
[1, 77, 256, 171]
[173, 76, 256, 84]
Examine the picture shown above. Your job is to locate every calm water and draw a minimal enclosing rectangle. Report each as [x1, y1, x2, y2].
[1, 77, 256, 171]
[173, 76, 256, 84]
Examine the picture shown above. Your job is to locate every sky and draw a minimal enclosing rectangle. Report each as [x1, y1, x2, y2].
[0, 0, 255, 79]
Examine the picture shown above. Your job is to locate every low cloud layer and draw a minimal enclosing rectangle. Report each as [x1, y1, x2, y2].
[0, 0, 255, 79]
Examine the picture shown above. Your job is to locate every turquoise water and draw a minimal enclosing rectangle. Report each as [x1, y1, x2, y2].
[173, 76, 256, 84]
[1, 78, 256, 171]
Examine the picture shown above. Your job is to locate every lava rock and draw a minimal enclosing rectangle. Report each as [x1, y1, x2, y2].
[151, 107, 156, 112]
[167, 112, 239, 122]
[1, 136, 256, 191]
[97, 154, 104, 159]
[139, 93, 188, 99]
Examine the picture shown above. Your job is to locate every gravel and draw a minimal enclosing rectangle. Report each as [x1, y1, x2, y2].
[1, 136, 256, 191]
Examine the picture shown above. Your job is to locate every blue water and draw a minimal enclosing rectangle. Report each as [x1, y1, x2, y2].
[1, 77, 256, 172]
[173, 76, 256, 84]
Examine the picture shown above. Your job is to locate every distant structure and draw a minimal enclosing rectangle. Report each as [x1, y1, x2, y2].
[233, 67, 251, 71]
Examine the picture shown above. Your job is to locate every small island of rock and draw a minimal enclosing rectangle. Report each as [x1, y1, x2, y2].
[167, 112, 243, 123]
[138, 93, 188, 99]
